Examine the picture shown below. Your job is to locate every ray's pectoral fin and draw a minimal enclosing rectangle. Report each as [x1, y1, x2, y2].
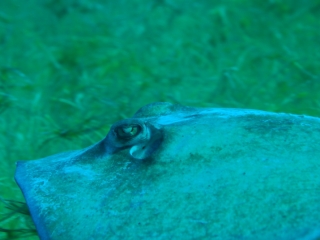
[105, 119, 163, 160]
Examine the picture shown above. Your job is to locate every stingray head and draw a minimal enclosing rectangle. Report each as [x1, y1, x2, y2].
[14, 102, 320, 240]
[14, 102, 176, 239]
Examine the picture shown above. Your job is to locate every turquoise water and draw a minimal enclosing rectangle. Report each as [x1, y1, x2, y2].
[1, 0, 320, 239]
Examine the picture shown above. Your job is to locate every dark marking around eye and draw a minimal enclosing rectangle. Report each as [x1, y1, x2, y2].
[115, 125, 141, 139]
[106, 119, 163, 160]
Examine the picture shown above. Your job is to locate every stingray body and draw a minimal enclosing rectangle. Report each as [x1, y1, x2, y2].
[15, 102, 320, 239]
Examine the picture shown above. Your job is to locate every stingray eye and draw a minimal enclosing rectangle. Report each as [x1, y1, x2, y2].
[115, 124, 141, 139]
[106, 119, 163, 159]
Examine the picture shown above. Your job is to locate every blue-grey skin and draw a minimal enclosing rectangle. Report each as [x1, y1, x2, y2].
[15, 102, 320, 240]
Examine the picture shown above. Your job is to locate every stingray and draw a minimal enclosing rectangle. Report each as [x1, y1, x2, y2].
[15, 102, 320, 239]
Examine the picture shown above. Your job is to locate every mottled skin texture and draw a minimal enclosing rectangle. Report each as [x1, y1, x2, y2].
[15, 102, 320, 239]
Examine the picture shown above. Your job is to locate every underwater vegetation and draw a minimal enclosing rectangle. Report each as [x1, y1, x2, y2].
[1, 0, 320, 239]
[0, 198, 36, 239]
